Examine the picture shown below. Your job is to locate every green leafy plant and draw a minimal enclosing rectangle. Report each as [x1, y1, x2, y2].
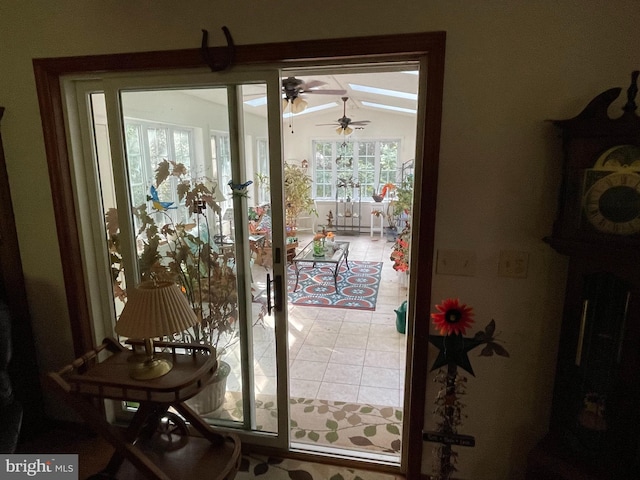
[393, 173, 413, 215]
[284, 162, 315, 229]
[389, 173, 413, 271]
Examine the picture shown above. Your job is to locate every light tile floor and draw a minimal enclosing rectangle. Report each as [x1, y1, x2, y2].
[226, 233, 408, 408]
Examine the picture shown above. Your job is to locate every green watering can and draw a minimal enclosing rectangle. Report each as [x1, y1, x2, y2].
[395, 300, 407, 334]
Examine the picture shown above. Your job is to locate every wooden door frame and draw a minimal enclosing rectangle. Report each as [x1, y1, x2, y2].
[32, 31, 446, 477]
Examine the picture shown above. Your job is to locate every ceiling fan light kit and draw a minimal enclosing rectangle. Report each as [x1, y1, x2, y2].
[317, 96, 371, 137]
[281, 76, 347, 114]
[291, 97, 307, 114]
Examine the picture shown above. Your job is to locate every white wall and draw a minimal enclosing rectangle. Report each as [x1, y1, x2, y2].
[1, 1, 639, 478]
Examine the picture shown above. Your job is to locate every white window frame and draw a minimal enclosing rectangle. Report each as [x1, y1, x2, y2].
[311, 138, 400, 199]
[125, 119, 197, 226]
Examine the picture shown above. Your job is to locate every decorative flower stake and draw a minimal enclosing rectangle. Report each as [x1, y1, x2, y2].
[425, 299, 509, 480]
[431, 298, 474, 336]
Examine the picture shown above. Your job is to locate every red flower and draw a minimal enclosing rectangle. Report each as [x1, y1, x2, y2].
[431, 298, 474, 336]
[395, 263, 409, 272]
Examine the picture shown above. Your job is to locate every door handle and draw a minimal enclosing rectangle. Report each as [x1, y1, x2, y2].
[274, 274, 283, 313]
[266, 273, 273, 316]
[265, 273, 284, 316]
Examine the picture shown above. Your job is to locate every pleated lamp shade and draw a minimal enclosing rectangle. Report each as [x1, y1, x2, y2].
[115, 280, 197, 339]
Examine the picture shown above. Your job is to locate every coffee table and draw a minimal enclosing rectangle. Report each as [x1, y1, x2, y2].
[292, 240, 350, 292]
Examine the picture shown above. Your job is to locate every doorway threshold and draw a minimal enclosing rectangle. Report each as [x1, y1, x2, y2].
[291, 441, 401, 466]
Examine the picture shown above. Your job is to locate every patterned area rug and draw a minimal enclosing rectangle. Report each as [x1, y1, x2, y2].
[236, 455, 404, 479]
[208, 393, 402, 456]
[287, 261, 382, 311]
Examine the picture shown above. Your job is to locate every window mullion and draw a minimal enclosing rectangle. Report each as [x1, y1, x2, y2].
[335, 141, 341, 199]
[353, 140, 359, 180]
[375, 141, 381, 188]
[103, 83, 140, 291]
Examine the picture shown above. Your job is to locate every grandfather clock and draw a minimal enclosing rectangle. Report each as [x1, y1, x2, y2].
[528, 73, 640, 479]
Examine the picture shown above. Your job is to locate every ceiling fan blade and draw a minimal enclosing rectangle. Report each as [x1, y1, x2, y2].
[305, 89, 347, 95]
[349, 120, 371, 125]
[301, 80, 327, 89]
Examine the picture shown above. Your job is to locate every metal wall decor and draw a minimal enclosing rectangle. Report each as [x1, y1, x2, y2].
[200, 26, 235, 72]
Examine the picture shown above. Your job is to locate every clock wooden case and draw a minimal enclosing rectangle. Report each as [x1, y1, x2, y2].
[528, 73, 640, 479]
[547, 71, 640, 260]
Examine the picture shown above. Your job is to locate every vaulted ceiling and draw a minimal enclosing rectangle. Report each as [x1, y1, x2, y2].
[243, 69, 420, 122]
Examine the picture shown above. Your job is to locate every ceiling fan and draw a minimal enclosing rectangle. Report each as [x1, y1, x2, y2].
[318, 96, 371, 135]
[282, 76, 346, 114]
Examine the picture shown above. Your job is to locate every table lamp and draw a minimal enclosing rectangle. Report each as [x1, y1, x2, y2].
[115, 280, 198, 380]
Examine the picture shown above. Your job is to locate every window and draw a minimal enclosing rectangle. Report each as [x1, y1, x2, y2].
[312, 139, 399, 199]
[211, 132, 231, 192]
[256, 138, 269, 204]
[379, 141, 399, 186]
[125, 120, 195, 225]
[357, 141, 376, 196]
[313, 141, 334, 198]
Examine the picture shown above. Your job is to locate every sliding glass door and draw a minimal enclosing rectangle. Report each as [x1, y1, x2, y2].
[65, 71, 289, 448]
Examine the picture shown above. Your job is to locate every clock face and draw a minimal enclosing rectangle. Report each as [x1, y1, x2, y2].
[583, 172, 640, 235]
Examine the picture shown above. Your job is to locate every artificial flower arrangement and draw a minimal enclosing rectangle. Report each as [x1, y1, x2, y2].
[312, 227, 335, 256]
[426, 298, 509, 480]
[390, 221, 411, 272]
[387, 175, 413, 270]
[106, 159, 266, 354]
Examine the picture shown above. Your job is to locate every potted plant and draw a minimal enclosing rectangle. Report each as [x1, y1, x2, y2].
[283, 161, 315, 234]
[393, 174, 413, 217]
[389, 174, 413, 270]
[107, 159, 265, 413]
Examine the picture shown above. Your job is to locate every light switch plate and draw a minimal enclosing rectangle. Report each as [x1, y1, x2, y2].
[436, 249, 477, 276]
[498, 250, 529, 278]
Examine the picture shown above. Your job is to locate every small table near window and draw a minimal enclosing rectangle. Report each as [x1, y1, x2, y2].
[292, 240, 350, 293]
[45, 338, 241, 480]
[370, 201, 388, 238]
